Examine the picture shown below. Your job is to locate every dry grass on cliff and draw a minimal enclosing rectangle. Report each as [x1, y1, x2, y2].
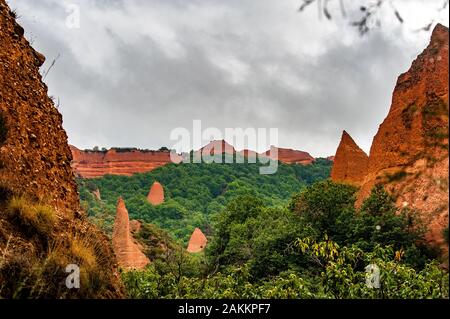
[0, 195, 124, 298]
[6, 196, 56, 237]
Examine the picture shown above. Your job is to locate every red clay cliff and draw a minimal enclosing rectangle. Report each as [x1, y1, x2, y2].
[195, 140, 315, 165]
[355, 24, 449, 250]
[263, 147, 315, 164]
[0, 6, 78, 214]
[70, 145, 181, 178]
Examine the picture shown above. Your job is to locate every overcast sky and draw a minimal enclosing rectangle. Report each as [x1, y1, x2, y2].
[10, 0, 449, 157]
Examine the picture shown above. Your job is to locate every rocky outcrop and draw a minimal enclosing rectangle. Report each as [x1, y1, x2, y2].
[356, 24, 449, 250]
[194, 140, 314, 165]
[112, 198, 150, 269]
[330, 131, 369, 185]
[71, 141, 317, 177]
[147, 181, 164, 206]
[198, 140, 236, 156]
[187, 228, 207, 253]
[263, 147, 315, 165]
[0, 1, 123, 298]
[70, 145, 182, 178]
[0, 4, 78, 214]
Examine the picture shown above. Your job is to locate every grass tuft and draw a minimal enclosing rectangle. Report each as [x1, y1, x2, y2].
[7, 196, 56, 236]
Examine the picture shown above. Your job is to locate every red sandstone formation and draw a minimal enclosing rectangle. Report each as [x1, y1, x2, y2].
[112, 198, 150, 269]
[330, 131, 369, 186]
[199, 140, 236, 156]
[194, 140, 315, 164]
[356, 24, 449, 250]
[263, 147, 315, 165]
[70, 145, 182, 178]
[187, 228, 208, 253]
[71, 140, 317, 178]
[147, 181, 164, 206]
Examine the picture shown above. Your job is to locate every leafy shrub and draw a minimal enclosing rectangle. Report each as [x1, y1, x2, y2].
[293, 237, 448, 299]
[122, 237, 448, 299]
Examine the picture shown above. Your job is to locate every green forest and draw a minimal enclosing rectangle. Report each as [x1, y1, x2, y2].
[78, 157, 332, 242]
[77, 159, 449, 299]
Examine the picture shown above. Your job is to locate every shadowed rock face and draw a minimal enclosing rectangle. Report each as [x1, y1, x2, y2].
[331, 131, 369, 186]
[187, 228, 208, 253]
[357, 24, 449, 250]
[70, 145, 182, 178]
[112, 198, 149, 269]
[147, 181, 164, 206]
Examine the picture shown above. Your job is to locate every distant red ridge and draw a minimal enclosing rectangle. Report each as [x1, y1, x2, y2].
[70, 140, 317, 178]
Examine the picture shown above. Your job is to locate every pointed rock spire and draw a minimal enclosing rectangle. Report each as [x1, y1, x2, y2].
[330, 130, 369, 185]
[112, 197, 149, 269]
[147, 181, 164, 205]
[187, 228, 208, 253]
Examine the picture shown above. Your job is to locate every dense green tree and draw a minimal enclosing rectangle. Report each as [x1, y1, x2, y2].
[289, 180, 358, 237]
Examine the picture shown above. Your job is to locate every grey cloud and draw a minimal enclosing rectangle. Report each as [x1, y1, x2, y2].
[10, 0, 449, 156]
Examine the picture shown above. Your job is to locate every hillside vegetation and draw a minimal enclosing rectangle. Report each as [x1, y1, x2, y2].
[122, 181, 447, 299]
[78, 159, 448, 299]
[78, 158, 332, 242]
